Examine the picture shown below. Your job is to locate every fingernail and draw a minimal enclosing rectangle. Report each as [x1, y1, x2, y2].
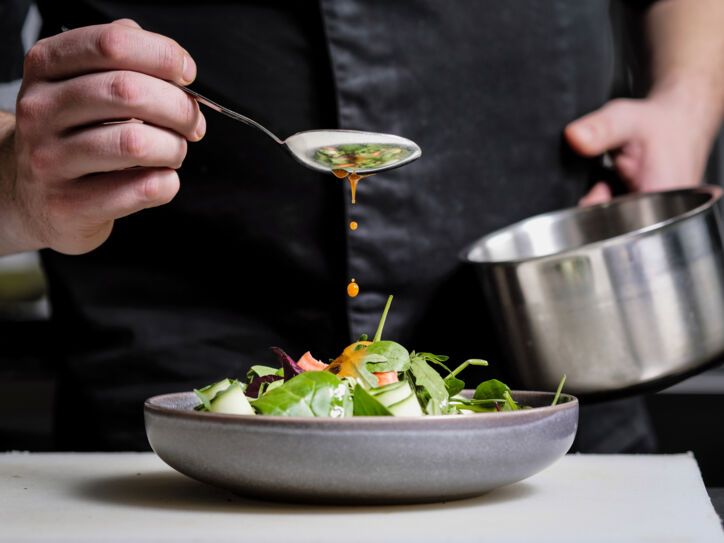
[194, 114, 206, 141]
[182, 54, 196, 85]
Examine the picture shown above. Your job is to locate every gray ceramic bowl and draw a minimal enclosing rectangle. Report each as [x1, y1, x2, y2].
[144, 390, 578, 504]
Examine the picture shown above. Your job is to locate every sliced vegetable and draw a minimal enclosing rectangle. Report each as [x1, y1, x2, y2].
[373, 371, 399, 386]
[369, 381, 413, 407]
[388, 393, 424, 417]
[297, 351, 328, 372]
[208, 382, 254, 415]
[193, 378, 233, 410]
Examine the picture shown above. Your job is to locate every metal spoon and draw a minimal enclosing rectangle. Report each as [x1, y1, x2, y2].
[174, 84, 422, 174]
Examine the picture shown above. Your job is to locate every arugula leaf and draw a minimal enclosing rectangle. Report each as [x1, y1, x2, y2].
[448, 358, 488, 378]
[364, 341, 410, 373]
[373, 295, 394, 342]
[251, 372, 349, 417]
[416, 352, 451, 373]
[352, 384, 393, 416]
[409, 354, 449, 415]
[552, 374, 567, 406]
[474, 379, 511, 401]
[502, 390, 519, 411]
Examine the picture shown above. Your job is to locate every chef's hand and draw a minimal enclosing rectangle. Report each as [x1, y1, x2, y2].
[564, 84, 713, 206]
[2, 19, 205, 255]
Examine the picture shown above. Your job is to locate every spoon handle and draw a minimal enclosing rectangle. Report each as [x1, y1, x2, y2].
[171, 82, 283, 145]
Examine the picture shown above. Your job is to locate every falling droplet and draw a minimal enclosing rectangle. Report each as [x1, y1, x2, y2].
[347, 278, 359, 298]
[348, 174, 359, 204]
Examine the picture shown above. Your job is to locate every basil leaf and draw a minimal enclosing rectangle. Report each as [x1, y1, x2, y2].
[474, 379, 512, 401]
[352, 384, 393, 416]
[365, 340, 410, 372]
[361, 353, 392, 373]
[252, 372, 348, 417]
[443, 374, 465, 397]
[409, 355, 449, 415]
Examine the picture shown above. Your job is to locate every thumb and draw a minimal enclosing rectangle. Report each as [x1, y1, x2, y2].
[579, 181, 613, 206]
[565, 99, 640, 157]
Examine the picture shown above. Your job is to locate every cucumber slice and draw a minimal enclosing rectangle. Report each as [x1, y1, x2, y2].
[370, 381, 413, 407]
[195, 378, 233, 404]
[208, 382, 254, 415]
[388, 392, 424, 417]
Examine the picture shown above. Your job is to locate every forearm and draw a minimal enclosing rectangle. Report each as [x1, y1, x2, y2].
[645, 0, 724, 140]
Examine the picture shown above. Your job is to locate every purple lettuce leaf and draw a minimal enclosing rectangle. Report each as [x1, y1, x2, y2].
[271, 346, 305, 381]
[246, 374, 283, 399]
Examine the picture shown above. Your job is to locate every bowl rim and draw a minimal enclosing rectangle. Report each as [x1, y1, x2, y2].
[461, 185, 723, 266]
[144, 389, 578, 428]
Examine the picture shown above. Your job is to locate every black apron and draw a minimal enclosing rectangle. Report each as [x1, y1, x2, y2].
[35, 0, 656, 452]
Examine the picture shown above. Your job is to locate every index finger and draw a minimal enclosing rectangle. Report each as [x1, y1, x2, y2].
[24, 21, 196, 85]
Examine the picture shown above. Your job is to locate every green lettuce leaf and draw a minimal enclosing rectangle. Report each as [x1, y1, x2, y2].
[251, 372, 348, 417]
[352, 384, 393, 416]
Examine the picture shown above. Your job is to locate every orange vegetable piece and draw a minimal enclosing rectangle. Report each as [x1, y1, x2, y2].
[374, 371, 399, 386]
[297, 351, 328, 372]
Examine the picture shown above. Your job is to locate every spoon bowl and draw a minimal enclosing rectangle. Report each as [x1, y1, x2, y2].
[176, 84, 421, 174]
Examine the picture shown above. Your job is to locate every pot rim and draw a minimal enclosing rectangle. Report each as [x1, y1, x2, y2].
[460, 185, 723, 266]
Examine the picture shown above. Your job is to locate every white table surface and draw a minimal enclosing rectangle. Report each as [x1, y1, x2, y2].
[1, 452, 722, 543]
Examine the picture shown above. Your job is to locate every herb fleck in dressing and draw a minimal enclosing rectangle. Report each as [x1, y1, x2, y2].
[314, 143, 414, 171]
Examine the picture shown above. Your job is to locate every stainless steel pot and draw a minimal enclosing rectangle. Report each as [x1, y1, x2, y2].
[462, 186, 724, 399]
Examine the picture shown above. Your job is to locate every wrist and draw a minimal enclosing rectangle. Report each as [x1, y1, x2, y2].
[648, 70, 724, 144]
[0, 113, 42, 256]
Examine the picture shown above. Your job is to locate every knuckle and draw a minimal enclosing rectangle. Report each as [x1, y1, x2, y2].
[96, 25, 128, 61]
[107, 71, 140, 106]
[119, 124, 147, 160]
[15, 93, 47, 125]
[139, 170, 179, 205]
[138, 172, 161, 201]
[28, 146, 53, 175]
[158, 42, 184, 77]
[23, 40, 48, 75]
[172, 139, 188, 169]
[178, 96, 198, 131]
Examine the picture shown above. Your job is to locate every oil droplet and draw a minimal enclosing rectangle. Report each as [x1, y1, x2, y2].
[347, 278, 359, 298]
[348, 174, 359, 204]
[331, 168, 349, 179]
[349, 221, 358, 230]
